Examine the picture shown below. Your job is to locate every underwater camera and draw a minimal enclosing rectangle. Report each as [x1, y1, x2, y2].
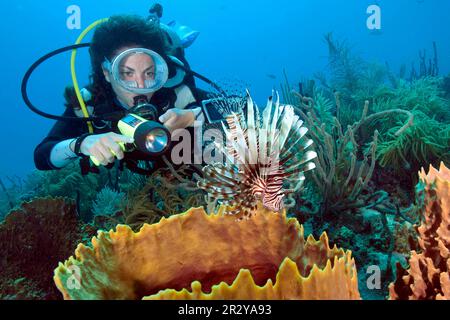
[89, 95, 171, 166]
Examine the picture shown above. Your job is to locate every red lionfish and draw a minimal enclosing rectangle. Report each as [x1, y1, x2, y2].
[197, 91, 317, 216]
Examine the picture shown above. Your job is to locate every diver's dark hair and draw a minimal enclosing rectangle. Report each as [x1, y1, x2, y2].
[89, 14, 168, 106]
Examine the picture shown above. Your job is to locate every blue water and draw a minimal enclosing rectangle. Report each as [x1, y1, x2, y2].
[1, 0, 449, 179]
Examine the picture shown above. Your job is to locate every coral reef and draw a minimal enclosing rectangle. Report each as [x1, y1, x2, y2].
[282, 82, 415, 217]
[124, 162, 205, 231]
[442, 73, 450, 99]
[1, 29, 447, 301]
[0, 163, 110, 222]
[376, 111, 450, 177]
[367, 78, 450, 187]
[0, 198, 95, 299]
[389, 162, 450, 300]
[26, 164, 104, 221]
[0, 162, 153, 223]
[54, 204, 360, 300]
[0, 175, 38, 220]
[91, 186, 126, 217]
[372, 77, 449, 125]
[289, 91, 382, 217]
[279, 36, 440, 299]
[408, 42, 439, 81]
[320, 32, 368, 97]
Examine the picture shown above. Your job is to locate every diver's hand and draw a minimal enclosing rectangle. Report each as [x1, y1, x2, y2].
[158, 108, 195, 132]
[79, 132, 134, 166]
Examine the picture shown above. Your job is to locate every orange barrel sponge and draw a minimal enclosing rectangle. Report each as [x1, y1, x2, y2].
[54, 204, 360, 300]
[390, 162, 450, 300]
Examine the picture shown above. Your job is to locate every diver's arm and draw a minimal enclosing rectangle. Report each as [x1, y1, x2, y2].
[34, 108, 85, 170]
[35, 137, 76, 170]
[48, 138, 78, 168]
[35, 135, 83, 171]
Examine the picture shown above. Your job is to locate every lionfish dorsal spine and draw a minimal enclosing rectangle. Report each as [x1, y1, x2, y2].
[278, 105, 295, 151]
[246, 90, 258, 166]
[267, 95, 281, 161]
[259, 95, 273, 167]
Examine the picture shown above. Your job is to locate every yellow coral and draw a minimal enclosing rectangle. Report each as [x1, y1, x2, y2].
[54, 205, 360, 300]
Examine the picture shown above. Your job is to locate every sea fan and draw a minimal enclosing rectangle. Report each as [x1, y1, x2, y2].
[198, 91, 317, 216]
[91, 186, 126, 217]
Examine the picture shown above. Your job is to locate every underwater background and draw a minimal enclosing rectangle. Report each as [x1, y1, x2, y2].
[1, 0, 449, 300]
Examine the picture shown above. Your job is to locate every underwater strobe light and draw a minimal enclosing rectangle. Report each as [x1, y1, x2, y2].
[90, 96, 171, 166]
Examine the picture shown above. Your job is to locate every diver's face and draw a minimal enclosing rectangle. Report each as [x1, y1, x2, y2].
[119, 53, 155, 88]
[103, 47, 156, 108]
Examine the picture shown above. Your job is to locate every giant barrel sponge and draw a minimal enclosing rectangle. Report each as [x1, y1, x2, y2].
[54, 204, 360, 300]
[390, 162, 450, 300]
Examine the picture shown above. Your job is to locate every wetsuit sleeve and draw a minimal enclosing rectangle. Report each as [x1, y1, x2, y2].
[184, 87, 217, 120]
[34, 108, 87, 170]
[191, 88, 214, 104]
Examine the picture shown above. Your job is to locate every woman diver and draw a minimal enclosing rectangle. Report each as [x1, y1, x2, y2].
[33, 14, 211, 175]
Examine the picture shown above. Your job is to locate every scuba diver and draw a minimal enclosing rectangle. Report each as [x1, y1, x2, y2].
[31, 11, 214, 176]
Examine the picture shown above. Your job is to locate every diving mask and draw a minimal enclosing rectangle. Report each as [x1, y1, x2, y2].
[103, 48, 169, 95]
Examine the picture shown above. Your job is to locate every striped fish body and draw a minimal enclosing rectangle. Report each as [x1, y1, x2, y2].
[198, 91, 317, 216]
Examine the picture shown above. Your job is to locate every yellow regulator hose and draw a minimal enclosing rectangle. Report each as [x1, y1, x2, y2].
[70, 18, 109, 133]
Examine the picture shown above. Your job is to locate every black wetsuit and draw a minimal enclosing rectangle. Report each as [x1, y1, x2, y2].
[34, 86, 210, 175]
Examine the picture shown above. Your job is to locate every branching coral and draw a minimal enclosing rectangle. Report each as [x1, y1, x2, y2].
[290, 92, 378, 216]
[389, 162, 450, 300]
[124, 182, 167, 230]
[408, 42, 439, 81]
[284, 86, 418, 216]
[321, 32, 366, 96]
[317, 33, 390, 124]
[311, 34, 449, 191]
[54, 204, 360, 300]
